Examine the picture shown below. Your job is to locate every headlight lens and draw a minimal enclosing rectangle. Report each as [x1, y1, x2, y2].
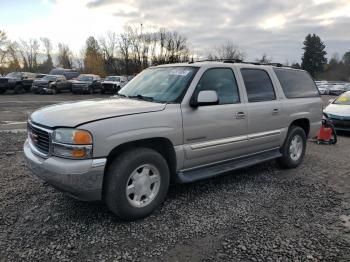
[52, 128, 93, 159]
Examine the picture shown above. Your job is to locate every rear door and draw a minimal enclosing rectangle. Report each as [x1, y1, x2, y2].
[240, 68, 284, 152]
[181, 67, 249, 169]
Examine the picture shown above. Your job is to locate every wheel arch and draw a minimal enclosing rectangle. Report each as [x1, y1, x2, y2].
[289, 118, 310, 137]
[103, 137, 177, 184]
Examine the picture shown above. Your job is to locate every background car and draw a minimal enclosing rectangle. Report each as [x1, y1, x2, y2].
[101, 75, 127, 94]
[32, 75, 70, 94]
[324, 91, 350, 131]
[71, 74, 102, 94]
[0, 72, 37, 93]
[328, 84, 346, 96]
[49, 68, 80, 80]
[317, 84, 329, 95]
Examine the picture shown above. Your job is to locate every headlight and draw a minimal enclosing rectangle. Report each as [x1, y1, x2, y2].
[52, 128, 93, 159]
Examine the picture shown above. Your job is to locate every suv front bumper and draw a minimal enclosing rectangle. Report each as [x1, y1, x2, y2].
[23, 139, 106, 201]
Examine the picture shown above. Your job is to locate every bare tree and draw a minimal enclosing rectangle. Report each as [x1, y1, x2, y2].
[208, 41, 245, 61]
[40, 37, 53, 72]
[6, 41, 21, 71]
[18, 39, 40, 71]
[0, 30, 8, 67]
[57, 43, 73, 68]
[99, 31, 118, 73]
[256, 53, 272, 64]
[119, 31, 132, 75]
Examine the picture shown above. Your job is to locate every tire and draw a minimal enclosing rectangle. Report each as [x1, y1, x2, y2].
[101, 89, 105, 94]
[51, 86, 57, 95]
[14, 84, 23, 94]
[88, 86, 93, 94]
[277, 126, 307, 169]
[104, 148, 170, 221]
[0, 89, 5, 94]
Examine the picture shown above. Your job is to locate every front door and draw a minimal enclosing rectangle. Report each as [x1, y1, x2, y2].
[181, 67, 249, 169]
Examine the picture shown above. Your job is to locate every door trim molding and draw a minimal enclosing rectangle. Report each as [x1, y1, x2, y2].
[190, 135, 248, 150]
[189, 129, 281, 150]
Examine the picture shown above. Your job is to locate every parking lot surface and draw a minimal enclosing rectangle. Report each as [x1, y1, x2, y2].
[0, 94, 350, 261]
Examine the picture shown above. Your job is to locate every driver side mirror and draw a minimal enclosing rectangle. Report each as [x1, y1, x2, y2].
[190, 90, 219, 107]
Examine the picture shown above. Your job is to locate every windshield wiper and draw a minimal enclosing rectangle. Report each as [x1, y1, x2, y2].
[117, 93, 128, 98]
[128, 94, 154, 102]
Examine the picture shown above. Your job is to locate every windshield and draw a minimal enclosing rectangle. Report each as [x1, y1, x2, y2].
[78, 75, 93, 81]
[106, 76, 120, 81]
[333, 93, 350, 105]
[43, 75, 57, 81]
[6, 72, 22, 78]
[118, 67, 198, 103]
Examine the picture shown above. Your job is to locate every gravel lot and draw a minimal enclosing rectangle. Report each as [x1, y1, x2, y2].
[0, 94, 350, 261]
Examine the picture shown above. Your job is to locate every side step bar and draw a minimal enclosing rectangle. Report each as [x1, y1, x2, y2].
[176, 149, 282, 183]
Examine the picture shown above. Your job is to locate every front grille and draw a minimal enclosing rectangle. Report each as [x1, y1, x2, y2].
[0, 79, 8, 84]
[103, 83, 114, 88]
[28, 122, 51, 155]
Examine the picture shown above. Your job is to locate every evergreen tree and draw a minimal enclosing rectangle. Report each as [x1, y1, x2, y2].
[301, 34, 327, 77]
[343, 51, 350, 66]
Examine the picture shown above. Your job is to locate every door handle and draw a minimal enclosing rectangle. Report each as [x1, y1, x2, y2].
[236, 112, 246, 119]
[272, 108, 280, 115]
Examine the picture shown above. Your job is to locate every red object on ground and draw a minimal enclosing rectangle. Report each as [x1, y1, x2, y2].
[316, 125, 333, 141]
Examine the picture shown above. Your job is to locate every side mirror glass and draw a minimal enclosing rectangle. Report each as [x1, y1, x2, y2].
[191, 90, 219, 107]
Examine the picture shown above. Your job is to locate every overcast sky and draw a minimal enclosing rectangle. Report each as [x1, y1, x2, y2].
[1, 0, 350, 63]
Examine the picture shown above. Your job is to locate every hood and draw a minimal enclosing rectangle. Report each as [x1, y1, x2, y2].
[0, 77, 17, 81]
[34, 79, 50, 84]
[30, 97, 166, 127]
[324, 103, 350, 117]
[103, 81, 119, 84]
[73, 80, 92, 84]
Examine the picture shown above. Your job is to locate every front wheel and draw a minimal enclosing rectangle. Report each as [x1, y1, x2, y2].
[104, 148, 170, 221]
[14, 84, 23, 94]
[277, 126, 306, 168]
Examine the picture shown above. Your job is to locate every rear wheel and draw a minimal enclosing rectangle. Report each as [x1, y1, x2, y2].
[277, 126, 306, 168]
[104, 148, 170, 221]
[0, 89, 5, 94]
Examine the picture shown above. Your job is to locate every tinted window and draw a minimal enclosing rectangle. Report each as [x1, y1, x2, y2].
[241, 69, 275, 102]
[195, 68, 240, 104]
[274, 68, 320, 98]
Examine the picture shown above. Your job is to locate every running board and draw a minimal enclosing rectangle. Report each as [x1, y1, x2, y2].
[176, 149, 282, 183]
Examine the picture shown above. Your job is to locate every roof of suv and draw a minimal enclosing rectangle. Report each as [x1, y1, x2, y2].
[154, 60, 298, 71]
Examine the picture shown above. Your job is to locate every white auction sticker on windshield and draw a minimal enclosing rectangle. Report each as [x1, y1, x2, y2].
[169, 69, 191, 76]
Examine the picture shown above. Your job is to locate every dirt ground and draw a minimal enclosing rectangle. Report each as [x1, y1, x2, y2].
[0, 93, 349, 261]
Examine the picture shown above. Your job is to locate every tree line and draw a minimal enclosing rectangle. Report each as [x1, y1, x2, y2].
[0, 26, 191, 76]
[0, 27, 349, 80]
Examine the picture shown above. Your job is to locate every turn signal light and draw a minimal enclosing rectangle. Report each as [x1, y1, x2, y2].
[73, 130, 92, 145]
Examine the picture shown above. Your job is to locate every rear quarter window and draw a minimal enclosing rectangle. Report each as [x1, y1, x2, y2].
[274, 68, 320, 98]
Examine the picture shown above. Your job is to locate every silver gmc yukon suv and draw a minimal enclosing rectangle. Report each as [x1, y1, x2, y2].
[24, 61, 323, 220]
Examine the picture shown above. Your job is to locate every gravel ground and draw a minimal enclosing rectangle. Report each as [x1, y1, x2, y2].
[1, 131, 350, 261]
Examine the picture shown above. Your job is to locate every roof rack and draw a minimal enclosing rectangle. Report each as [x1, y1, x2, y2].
[188, 59, 285, 67]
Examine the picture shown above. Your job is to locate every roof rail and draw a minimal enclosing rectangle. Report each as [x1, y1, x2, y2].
[188, 59, 287, 67]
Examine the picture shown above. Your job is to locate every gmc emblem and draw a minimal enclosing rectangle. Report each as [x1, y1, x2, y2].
[29, 131, 39, 144]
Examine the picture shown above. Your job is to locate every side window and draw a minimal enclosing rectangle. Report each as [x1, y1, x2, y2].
[274, 68, 320, 98]
[241, 69, 276, 102]
[194, 68, 240, 105]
